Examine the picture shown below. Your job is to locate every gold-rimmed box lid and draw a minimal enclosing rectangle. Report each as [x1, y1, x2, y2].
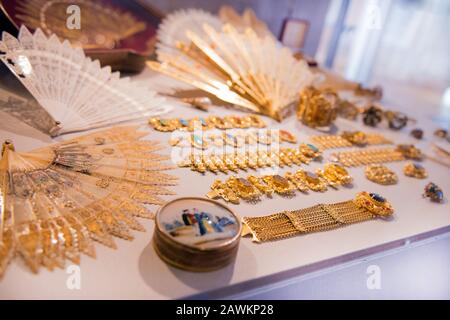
[153, 197, 241, 272]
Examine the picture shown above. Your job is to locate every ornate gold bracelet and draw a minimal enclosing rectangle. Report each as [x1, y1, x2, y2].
[331, 144, 422, 167]
[311, 131, 392, 150]
[178, 144, 322, 174]
[206, 164, 353, 204]
[242, 192, 394, 242]
[149, 115, 267, 132]
[169, 129, 297, 149]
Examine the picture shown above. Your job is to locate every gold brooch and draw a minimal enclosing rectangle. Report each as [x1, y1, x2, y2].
[365, 164, 398, 185]
[297, 87, 338, 129]
[403, 162, 427, 179]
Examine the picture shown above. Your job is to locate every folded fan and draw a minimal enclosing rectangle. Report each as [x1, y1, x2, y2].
[0, 126, 178, 278]
[218, 5, 275, 40]
[149, 24, 318, 121]
[156, 8, 223, 58]
[0, 26, 171, 136]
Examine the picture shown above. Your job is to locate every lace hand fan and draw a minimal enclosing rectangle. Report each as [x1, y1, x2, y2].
[0, 26, 172, 136]
[149, 24, 318, 121]
[156, 8, 223, 58]
[219, 5, 275, 40]
[0, 126, 178, 278]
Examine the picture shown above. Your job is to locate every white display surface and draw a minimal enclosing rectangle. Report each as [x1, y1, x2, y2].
[0, 71, 449, 299]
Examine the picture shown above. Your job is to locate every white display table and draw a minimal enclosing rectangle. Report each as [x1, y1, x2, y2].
[0, 71, 449, 299]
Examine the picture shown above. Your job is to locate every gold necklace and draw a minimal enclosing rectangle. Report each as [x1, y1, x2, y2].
[149, 115, 267, 132]
[242, 192, 394, 242]
[169, 129, 297, 149]
[178, 143, 322, 174]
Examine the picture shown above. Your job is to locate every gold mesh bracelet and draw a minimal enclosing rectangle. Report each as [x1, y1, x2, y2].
[242, 192, 394, 242]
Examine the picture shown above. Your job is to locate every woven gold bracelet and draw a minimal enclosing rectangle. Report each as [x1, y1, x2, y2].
[242, 192, 393, 242]
[331, 144, 423, 167]
[311, 131, 392, 150]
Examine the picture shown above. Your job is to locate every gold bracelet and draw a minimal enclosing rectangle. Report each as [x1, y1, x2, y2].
[169, 129, 297, 149]
[149, 115, 267, 132]
[311, 131, 392, 150]
[242, 192, 394, 242]
[331, 144, 422, 167]
[206, 164, 352, 204]
[179, 144, 322, 174]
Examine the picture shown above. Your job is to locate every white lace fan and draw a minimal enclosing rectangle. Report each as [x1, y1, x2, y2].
[156, 8, 223, 58]
[0, 26, 172, 136]
[149, 24, 318, 121]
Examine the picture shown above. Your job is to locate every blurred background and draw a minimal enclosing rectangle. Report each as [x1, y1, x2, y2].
[145, 0, 450, 125]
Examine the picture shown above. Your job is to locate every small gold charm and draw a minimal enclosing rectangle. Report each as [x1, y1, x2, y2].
[365, 164, 398, 185]
[403, 162, 427, 179]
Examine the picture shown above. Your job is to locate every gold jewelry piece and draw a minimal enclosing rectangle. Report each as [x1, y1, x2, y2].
[179, 144, 322, 174]
[332, 144, 423, 167]
[365, 164, 398, 185]
[337, 99, 361, 120]
[242, 192, 394, 242]
[149, 115, 267, 132]
[423, 182, 444, 203]
[170, 129, 297, 149]
[290, 170, 328, 192]
[297, 87, 338, 128]
[311, 131, 392, 150]
[207, 164, 352, 204]
[316, 163, 353, 187]
[403, 162, 427, 179]
[0, 127, 178, 278]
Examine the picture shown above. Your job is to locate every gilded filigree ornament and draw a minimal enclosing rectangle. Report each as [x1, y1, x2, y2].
[0, 126, 177, 278]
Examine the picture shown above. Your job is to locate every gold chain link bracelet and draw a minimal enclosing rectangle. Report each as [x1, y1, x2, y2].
[331, 144, 422, 167]
[242, 192, 393, 242]
[311, 131, 392, 150]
